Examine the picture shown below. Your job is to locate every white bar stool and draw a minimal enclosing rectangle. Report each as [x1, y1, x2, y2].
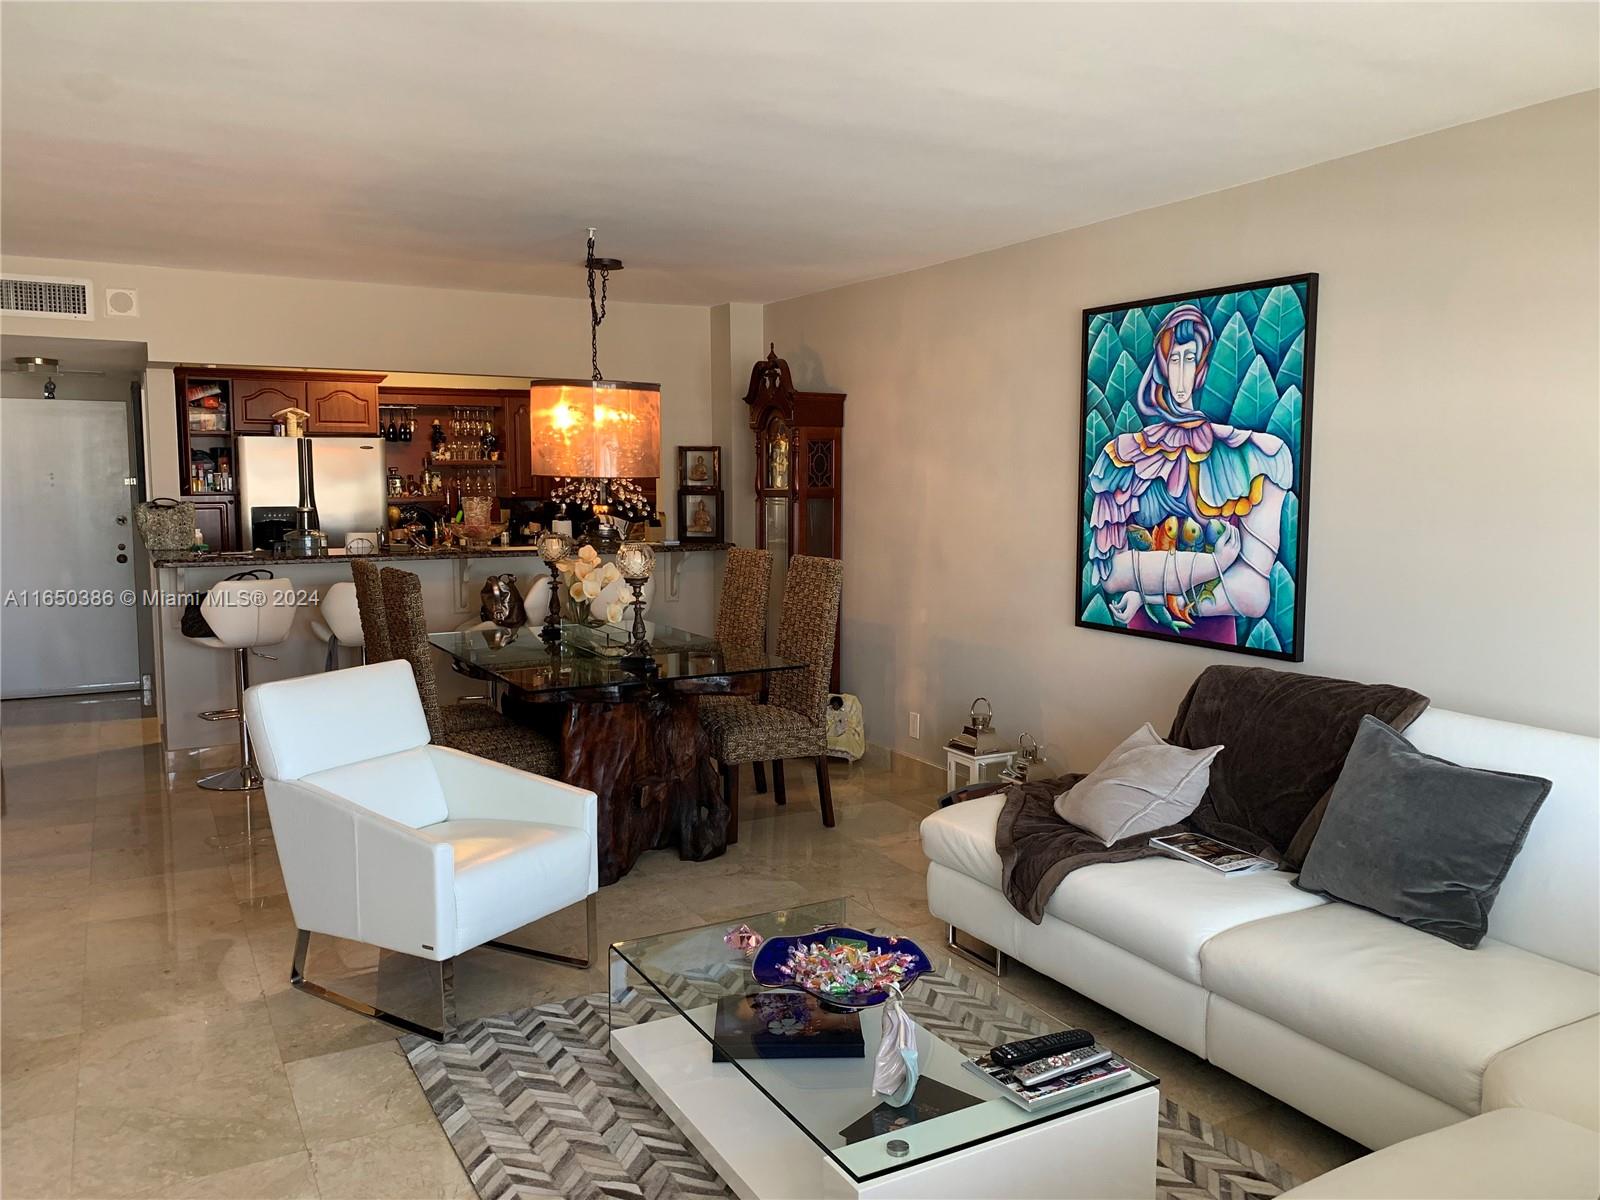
[195, 576, 296, 794]
[309, 581, 364, 670]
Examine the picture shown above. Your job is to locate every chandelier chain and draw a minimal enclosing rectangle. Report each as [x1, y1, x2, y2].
[587, 231, 610, 381]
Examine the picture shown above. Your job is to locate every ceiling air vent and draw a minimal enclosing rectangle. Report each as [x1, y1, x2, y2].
[1, 274, 94, 321]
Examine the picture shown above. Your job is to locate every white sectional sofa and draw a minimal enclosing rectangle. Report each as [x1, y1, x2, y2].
[920, 706, 1600, 1193]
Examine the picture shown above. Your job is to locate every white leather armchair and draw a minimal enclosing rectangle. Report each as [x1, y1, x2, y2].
[242, 659, 598, 1039]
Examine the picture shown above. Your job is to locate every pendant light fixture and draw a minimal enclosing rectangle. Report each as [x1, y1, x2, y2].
[529, 228, 661, 547]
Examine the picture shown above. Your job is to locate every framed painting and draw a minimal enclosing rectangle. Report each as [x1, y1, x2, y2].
[1075, 274, 1317, 661]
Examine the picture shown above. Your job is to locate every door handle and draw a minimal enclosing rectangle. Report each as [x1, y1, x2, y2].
[115, 515, 129, 526]
[115, 554, 128, 564]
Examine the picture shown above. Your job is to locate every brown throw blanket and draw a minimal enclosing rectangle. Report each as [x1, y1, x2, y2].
[988, 665, 1429, 923]
[995, 775, 1184, 924]
[1169, 665, 1429, 866]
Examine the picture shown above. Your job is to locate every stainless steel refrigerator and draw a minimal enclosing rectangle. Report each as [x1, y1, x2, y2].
[236, 436, 386, 550]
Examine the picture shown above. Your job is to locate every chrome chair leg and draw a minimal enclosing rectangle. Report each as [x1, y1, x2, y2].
[200, 648, 264, 794]
[290, 929, 458, 1042]
[487, 893, 598, 969]
[946, 924, 1007, 976]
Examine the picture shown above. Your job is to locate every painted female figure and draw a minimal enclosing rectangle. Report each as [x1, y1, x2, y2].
[1086, 305, 1292, 643]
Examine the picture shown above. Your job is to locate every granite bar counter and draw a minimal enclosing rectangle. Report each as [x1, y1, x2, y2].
[150, 543, 727, 753]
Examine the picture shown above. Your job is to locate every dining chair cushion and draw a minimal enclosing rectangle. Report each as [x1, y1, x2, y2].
[701, 698, 826, 764]
[441, 721, 562, 776]
[415, 818, 593, 952]
[439, 704, 510, 735]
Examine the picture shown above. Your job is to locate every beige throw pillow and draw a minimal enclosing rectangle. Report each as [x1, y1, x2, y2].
[1054, 723, 1222, 847]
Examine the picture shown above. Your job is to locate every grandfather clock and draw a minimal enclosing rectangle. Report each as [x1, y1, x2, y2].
[744, 345, 845, 690]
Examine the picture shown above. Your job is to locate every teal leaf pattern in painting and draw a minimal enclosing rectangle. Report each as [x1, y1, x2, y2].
[1267, 561, 1296, 653]
[1275, 332, 1304, 394]
[1279, 492, 1299, 578]
[1114, 400, 1142, 438]
[1088, 312, 1113, 344]
[1084, 411, 1111, 475]
[1105, 351, 1141, 418]
[1250, 285, 1306, 375]
[1081, 558, 1098, 607]
[1082, 594, 1116, 627]
[1228, 356, 1279, 432]
[1086, 380, 1112, 427]
[1118, 308, 1154, 366]
[1087, 325, 1122, 391]
[1245, 619, 1283, 653]
[1267, 384, 1302, 482]
[1146, 300, 1178, 325]
[1201, 313, 1255, 422]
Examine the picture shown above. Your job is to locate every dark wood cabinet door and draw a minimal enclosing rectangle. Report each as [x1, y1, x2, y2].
[306, 380, 378, 434]
[508, 397, 533, 496]
[234, 379, 308, 431]
[191, 497, 236, 552]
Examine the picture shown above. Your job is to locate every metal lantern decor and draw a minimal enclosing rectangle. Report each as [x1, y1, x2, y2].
[615, 540, 656, 673]
[1000, 732, 1051, 785]
[947, 697, 1004, 756]
[536, 530, 573, 644]
[529, 229, 661, 550]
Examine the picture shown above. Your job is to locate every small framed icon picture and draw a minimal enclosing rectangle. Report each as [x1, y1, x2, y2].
[678, 445, 721, 490]
[678, 490, 723, 541]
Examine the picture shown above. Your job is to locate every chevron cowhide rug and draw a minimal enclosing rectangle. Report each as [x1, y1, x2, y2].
[402, 973, 1301, 1200]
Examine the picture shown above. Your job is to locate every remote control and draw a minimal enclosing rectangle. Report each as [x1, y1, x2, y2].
[989, 1029, 1095, 1069]
[1012, 1046, 1114, 1088]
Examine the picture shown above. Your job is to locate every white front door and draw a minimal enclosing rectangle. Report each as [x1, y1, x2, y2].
[1, 398, 141, 697]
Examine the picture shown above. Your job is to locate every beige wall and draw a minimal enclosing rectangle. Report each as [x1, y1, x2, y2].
[764, 92, 1600, 764]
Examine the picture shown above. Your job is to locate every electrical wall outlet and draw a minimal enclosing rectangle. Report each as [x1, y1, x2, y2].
[908, 711, 921, 739]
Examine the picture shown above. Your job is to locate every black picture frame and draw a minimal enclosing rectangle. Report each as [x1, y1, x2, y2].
[677, 445, 721, 491]
[1074, 273, 1317, 663]
[677, 489, 724, 542]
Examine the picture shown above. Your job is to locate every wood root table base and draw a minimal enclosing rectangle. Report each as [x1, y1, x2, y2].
[560, 693, 729, 886]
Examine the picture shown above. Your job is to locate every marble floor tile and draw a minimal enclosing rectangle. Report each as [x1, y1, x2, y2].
[76, 1000, 284, 1098]
[1, 1109, 74, 1199]
[152, 1150, 319, 1200]
[309, 1118, 473, 1200]
[286, 1040, 437, 1147]
[72, 1064, 307, 1199]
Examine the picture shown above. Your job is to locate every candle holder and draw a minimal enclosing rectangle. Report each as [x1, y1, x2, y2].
[536, 531, 574, 644]
[615, 541, 656, 673]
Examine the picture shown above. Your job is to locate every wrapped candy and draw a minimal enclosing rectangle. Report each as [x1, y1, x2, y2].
[774, 939, 919, 999]
[723, 923, 764, 957]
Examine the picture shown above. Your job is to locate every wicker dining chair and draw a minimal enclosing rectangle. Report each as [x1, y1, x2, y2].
[714, 547, 773, 653]
[349, 559, 393, 663]
[704, 547, 776, 790]
[379, 567, 561, 775]
[700, 554, 842, 833]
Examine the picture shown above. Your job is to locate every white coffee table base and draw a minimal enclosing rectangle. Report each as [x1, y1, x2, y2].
[611, 1011, 1158, 1200]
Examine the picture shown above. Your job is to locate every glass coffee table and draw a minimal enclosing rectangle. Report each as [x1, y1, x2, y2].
[608, 898, 1159, 1199]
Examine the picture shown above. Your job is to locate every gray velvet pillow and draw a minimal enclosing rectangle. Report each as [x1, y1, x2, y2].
[1294, 715, 1550, 949]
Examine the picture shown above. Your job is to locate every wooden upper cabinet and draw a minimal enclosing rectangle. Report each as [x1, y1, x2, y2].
[234, 379, 308, 431]
[306, 380, 379, 434]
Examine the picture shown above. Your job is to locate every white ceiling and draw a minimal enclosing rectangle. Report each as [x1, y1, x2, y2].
[3, 2, 1595, 305]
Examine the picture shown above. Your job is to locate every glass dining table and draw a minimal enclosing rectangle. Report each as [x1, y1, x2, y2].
[429, 622, 800, 884]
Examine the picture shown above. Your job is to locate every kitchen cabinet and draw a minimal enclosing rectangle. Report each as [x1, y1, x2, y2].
[307, 380, 379, 434]
[233, 379, 308, 432]
[505, 394, 538, 497]
[191, 496, 236, 553]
